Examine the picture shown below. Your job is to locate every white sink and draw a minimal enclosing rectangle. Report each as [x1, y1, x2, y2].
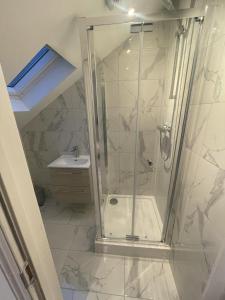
[48, 154, 90, 169]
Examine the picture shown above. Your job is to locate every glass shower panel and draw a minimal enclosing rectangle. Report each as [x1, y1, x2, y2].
[133, 20, 180, 241]
[93, 24, 140, 239]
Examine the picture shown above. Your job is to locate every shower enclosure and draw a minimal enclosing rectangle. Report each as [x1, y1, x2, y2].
[79, 9, 204, 248]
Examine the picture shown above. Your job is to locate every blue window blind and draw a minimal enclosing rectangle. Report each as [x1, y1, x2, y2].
[8, 46, 50, 88]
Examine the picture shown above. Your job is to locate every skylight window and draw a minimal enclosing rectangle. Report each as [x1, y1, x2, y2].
[8, 46, 50, 88]
[8, 45, 75, 112]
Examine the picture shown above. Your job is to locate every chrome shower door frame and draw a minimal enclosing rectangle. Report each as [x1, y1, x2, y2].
[78, 7, 206, 243]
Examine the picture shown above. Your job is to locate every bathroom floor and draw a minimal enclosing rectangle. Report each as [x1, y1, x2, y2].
[41, 199, 179, 300]
[104, 195, 162, 241]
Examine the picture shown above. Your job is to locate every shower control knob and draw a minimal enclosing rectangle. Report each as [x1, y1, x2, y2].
[147, 160, 153, 166]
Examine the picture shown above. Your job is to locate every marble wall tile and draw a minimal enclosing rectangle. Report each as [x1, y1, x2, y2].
[180, 155, 225, 267]
[106, 108, 121, 132]
[184, 103, 211, 157]
[135, 173, 153, 196]
[119, 153, 135, 194]
[105, 82, 120, 108]
[137, 130, 157, 159]
[143, 24, 169, 49]
[192, 41, 225, 105]
[102, 20, 176, 200]
[126, 34, 140, 51]
[119, 131, 136, 153]
[139, 107, 160, 131]
[20, 80, 89, 192]
[119, 81, 138, 108]
[202, 102, 225, 169]
[170, 1, 225, 299]
[103, 50, 119, 82]
[107, 131, 120, 153]
[107, 153, 120, 194]
[141, 49, 166, 80]
[119, 49, 139, 81]
[140, 80, 163, 108]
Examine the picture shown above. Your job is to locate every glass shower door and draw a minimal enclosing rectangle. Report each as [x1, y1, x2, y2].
[92, 23, 141, 239]
[90, 16, 199, 243]
[80, 3, 206, 246]
[132, 21, 178, 242]
[133, 19, 194, 242]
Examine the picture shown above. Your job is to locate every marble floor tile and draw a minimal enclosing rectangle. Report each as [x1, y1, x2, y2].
[41, 200, 95, 227]
[41, 201, 73, 224]
[60, 251, 125, 296]
[125, 257, 179, 300]
[44, 222, 75, 250]
[69, 226, 96, 252]
[62, 288, 74, 300]
[44, 222, 74, 250]
[51, 249, 68, 276]
[41, 200, 179, 300]
[69, 205, 96, 226]
[45, 221, 96, 252]
[72, 291, 124, 300]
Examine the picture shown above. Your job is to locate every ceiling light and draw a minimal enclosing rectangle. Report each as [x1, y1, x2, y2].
[126, 49, 131, 54]
[128, 8, 135, 16]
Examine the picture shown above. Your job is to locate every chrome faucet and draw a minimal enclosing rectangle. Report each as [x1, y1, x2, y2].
[71, 145, 79, 158]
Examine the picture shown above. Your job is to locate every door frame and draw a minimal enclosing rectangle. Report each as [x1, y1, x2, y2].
[0, 219, 32, 300]
[0, 65, 62, 299]
[78, 7, 206, 242]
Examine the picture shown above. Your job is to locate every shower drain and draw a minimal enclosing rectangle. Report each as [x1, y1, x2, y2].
[110, 198, 118, 205]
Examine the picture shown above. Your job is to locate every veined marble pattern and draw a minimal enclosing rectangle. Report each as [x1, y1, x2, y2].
[60, 251, 125, 294]
[41, 201, 96, 252]
[170, 1, 225, 300]
[41, 201, 95, 226]
[20, 79, 89, 192]
[125, 258, 179, 300]
[58, 254, 179, 300]
[41, 198, 179, 300]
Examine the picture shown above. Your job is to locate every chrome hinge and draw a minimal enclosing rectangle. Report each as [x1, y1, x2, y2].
[20, 261, 35, 289]
[126, 235, 139, 241]
[195, 16, 204, 24]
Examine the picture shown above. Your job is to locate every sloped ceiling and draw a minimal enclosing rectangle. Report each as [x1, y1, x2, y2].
[0, 0, 167, 128]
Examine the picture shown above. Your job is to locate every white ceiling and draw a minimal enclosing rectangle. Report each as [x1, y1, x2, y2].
[0, 0, 165, 83]
[0, 0, 169, 128]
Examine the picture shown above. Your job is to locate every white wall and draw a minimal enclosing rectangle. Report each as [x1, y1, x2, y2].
[0, 0, 163, 84]
[0, 0, 164, 129]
